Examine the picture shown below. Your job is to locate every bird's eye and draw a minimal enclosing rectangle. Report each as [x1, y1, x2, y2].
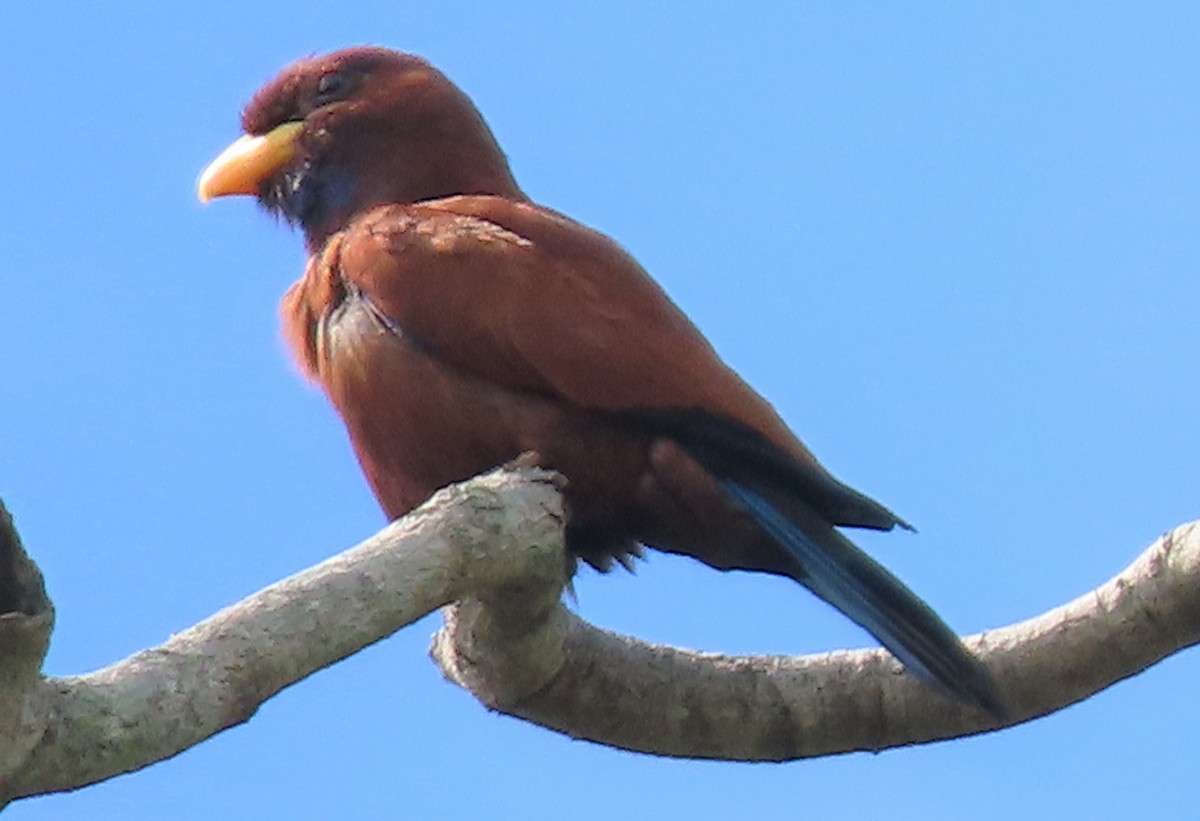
[315, 71, 349, 104]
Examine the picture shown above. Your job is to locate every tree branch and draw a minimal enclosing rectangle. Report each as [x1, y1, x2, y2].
[0, 467, 566, 803]
[435, 520, 1200, 758]
[0, 468, 1197, 804]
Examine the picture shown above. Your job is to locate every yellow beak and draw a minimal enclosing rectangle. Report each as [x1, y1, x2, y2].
[197, 121, 304, 202]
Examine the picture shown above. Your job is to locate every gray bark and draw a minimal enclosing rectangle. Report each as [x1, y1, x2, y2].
[0, 466, 1196, 805]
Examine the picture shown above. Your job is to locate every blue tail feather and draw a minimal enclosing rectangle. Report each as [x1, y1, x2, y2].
[720, 480, 1002, 716]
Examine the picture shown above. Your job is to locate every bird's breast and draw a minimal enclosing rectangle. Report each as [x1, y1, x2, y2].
[316, 290, 491, 514]
[313, 291, 653, 537]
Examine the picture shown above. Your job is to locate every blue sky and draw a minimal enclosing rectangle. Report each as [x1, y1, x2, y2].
[4, 3, 1198, 818]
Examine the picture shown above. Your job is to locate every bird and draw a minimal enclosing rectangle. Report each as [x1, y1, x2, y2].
[198, 46, 1001, 716]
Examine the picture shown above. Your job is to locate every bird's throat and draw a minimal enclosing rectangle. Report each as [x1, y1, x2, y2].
[263, 162, 357, 251]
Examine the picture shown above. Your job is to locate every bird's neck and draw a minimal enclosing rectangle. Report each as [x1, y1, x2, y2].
[293, 153, 526, 253]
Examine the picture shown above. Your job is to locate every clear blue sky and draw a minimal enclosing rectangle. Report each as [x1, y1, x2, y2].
[4, 3, 1198, 818]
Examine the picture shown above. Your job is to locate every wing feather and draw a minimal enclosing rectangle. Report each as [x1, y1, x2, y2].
[333, 195, 902, 531]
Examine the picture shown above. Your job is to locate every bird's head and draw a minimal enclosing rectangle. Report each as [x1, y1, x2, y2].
[198, 47, 523, 249]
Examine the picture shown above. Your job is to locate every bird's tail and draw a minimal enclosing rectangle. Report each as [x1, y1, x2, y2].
[621, 407, 1002, 717]
[719, 480, 1002, 716]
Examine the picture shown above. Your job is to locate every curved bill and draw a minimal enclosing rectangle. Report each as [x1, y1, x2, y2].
[197, 121, 304, 202]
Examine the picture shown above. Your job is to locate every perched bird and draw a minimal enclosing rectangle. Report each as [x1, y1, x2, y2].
[199, 46, 1000, 715]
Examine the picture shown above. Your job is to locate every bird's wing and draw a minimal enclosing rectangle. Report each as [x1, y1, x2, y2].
[329, 195, 905, 532]
[337, 199, 771, 420]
